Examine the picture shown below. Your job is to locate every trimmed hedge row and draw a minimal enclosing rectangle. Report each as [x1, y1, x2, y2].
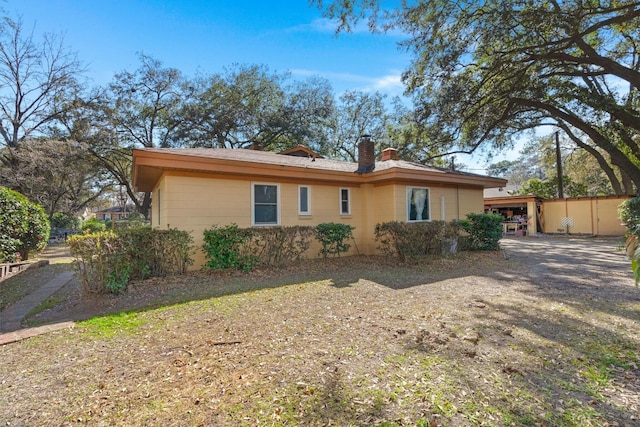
[374, 213, 504, 262]
[375, 220, 461, 262]
[202, 223, 355, 271]
[68, 213, 503, 293]
[202, 225, 315, 272]
[68, 228, 193, 294]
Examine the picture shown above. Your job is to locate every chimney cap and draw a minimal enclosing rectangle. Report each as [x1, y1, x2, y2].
[381, 147, 399, 161]
[361, 134, 371, 140]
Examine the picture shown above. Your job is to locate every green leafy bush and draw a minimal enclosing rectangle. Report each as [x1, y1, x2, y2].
[315, 223, 355, 258]
[460, 213, 504, 251]
[247, 226, 314, 266]
[68, 228, 193, 294]
[375, 220, 461, 262]
[81, 217, 107, 234]
[0, 186, 50, 261]
[68, 231, 127, 293]
[619, 197, 640, 285]
[202, 224, 254, 271]
[202, 224, 314, 271]
[619, 197, 640, 235]
[0, 235, 21, 262]
[51, 212, 81, 231]
[119, 227, 194, 279]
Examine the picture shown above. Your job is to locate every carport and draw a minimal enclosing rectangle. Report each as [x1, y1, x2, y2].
[484, 189, 542, 236]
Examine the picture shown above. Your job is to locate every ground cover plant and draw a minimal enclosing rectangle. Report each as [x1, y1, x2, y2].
[1, 237, 639, 426]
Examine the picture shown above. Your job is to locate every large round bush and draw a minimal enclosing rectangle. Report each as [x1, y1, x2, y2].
[0, 186, 50, 261]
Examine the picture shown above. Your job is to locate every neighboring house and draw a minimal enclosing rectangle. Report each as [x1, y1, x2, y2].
[94, 205, 133, 221]
[133, 137, 507, 268]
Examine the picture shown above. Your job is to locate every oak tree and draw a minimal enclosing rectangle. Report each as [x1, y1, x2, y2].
[316, 0, 640, 192]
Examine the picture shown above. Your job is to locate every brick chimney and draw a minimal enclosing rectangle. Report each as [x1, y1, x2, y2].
[357, 135, 375, 174]
[381, 148, 399, 161]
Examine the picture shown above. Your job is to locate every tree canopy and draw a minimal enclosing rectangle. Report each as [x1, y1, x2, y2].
[316, 0, 640, 194]
[0, 17, 83, 149]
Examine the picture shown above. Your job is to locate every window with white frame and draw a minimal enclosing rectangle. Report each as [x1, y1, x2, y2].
[298, 185, 310, 215]
[340, 188, 351, 215]
[406, 187, 430, 222]
[253, 183, 279, 225]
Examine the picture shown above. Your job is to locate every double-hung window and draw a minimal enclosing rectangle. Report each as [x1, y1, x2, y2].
[406, 186, 430, 222]
[253, 183, 279, 225]
[340, 188, 351, 215]
[298, 185, 311, 215]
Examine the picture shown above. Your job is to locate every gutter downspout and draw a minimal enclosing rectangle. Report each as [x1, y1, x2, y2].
[456, 185, 460, 220]
[565, 197, 569, 235]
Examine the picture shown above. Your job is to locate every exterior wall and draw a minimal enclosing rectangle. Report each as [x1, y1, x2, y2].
[155, 173, 367, 268]
[457, 187, 484, 219]
[155, 172, 488, 269]
[541, 196, 628, 236]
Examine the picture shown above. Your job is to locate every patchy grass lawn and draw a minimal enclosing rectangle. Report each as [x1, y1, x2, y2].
[1, 238, 639, 426]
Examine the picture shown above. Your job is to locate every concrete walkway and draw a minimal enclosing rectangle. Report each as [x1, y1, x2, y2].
[0, 270, 75, 345]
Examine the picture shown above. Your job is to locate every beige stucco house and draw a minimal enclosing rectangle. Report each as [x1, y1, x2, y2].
[132, 137, 507, 268]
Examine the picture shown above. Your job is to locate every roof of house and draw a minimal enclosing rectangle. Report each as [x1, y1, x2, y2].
[277, 145, 324, 159]
[483, 184, 523, 199]
[133, 147, 507, 192]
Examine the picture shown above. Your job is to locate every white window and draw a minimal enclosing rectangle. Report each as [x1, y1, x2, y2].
[252, 183, 279, 225]
[340, 188, 351, 215]
[407, 187, 430, 222]
[298, 185, 311, 215]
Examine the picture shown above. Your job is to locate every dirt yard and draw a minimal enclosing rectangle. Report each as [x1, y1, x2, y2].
[1, 236, 639, 426]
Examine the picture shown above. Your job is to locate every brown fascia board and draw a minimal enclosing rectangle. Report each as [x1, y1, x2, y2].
[133, 149, 367, 191]
[133, 149, 507, 192]
[484, 195, 541, 205]
[367, 167, 508, 188]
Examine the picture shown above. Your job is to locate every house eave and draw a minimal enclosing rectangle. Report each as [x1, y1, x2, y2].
[133, 149, 507, 192]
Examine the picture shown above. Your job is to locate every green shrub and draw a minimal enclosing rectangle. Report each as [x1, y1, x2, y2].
[0, 186, 50, 261]
[246, 226, 314, 266]
[315, 223, 355, 258]
[51, 212, 81, 231]
[202, 224, 254, 271]
[126, 212, 148, 227]
[619, 197, 640, 235]
[620, 197, 640, 285]
[202, 224, 314, 271]
[68, 231, 126, 293]
[374, 220, 461, 262]
[81, 217, 107, 234]
[68, 228, 193, 294]
[460, 213, 504, 251]
[0, 235, 21, 262]
[118, 227, 193, 279]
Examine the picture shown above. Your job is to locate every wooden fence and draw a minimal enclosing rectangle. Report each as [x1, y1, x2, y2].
[0, 262, 38, 281]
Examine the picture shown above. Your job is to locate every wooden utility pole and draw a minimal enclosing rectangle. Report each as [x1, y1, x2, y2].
[555, 131, 564, 198]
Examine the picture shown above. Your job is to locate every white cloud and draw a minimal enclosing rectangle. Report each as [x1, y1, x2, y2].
[286, 18, 340, 34]
[292, 68, 406, 98]
[370, 73, 403, 92]
[288, 17, 396, 36]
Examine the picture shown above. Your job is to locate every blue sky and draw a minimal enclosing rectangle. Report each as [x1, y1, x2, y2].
[6, 0, 409, 96]
[4, 0, 513, 172]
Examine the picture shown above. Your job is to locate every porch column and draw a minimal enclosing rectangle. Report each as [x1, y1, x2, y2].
[527, 201, 537, 236]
